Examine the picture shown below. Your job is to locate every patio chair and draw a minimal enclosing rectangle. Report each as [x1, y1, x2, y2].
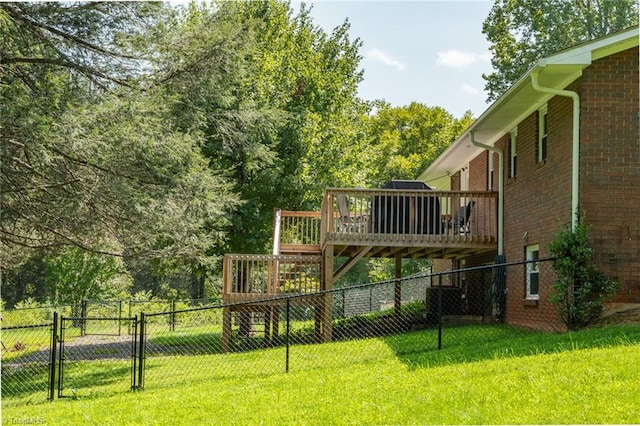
[337, 195, 368, 232]
[450, 201, 475, 234]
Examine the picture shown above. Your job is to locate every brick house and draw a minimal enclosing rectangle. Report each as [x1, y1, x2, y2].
[419, 26, 639, 330]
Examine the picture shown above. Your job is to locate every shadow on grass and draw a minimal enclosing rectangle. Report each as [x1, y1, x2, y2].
[1, 362, 49, 401]
[3, 360, 131, 403]
[60, 362, 132, 395]
[382, 323, 640, 370]
[147, 330, 288, 355]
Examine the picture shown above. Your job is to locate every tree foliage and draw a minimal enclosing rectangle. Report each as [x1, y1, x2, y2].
[364, 102, 473, 186]
[1, 2, 237, 263]
[44, 243, 132, 310]
[482, 0, 639, 101]
[1, 0, 474, 306]
[161, 1, 369, 255]
[0, 2, 166, 89]
[1, 2, 238, 304]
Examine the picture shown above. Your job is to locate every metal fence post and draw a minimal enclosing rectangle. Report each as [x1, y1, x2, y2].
[285, 298, 290, 373]
[138, 312, 146, 390]
[57, 316, 65, 398]
[118, 300, 123, 336]
[80, 300, 87, 336]
[131, 316, 138, 390]
[128, 301, 133, 335]
[171, 300, 176, 331]
[438, 274, 443, 350]
[48, 311, 58, 401]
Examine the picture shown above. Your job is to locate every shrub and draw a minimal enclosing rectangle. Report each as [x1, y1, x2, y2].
[549, 216, 617, 330]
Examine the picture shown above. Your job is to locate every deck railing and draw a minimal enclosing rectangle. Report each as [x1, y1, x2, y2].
[222, 254, 322, 302]
[273, 210, 322, 254]
[322, 188, 497, 246]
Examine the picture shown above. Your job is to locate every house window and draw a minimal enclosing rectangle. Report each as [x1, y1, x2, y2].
[509, 128, 517, 178]
[488, 152, 494, 190]
[460, 165, 469, 191]
[538, 105, 548, 163]
[526, 244, 540, 300]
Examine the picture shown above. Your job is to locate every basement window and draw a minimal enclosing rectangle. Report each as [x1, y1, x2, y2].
[525, 244, 540, 300]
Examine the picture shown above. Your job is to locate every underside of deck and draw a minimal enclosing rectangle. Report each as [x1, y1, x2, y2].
[326, 235, 497, 260]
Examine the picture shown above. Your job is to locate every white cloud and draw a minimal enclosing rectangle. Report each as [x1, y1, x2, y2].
[436, 50, 491, 68]
[367, 48, 407, 71]
[462, 84, 480, 95]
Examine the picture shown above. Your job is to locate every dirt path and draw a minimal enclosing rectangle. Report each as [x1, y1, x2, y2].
[61, 333, 136, 361]
[3, 333, 136, 366]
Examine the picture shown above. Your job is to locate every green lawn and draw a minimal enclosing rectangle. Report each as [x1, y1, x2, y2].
[3, 323, 640, 425]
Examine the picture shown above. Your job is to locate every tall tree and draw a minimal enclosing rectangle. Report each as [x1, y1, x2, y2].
[1, 2, 238, 294]
[1, 1, 164, 264]
[482, 0, 639, 101]
[44, 244, 132, 316]
[223, 0, 370, 211]
[165, 1, 369, 255]
[364, 102, 473, 187]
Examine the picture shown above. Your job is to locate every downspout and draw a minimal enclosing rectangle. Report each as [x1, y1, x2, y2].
[469, 131, 504, 256]
[530, 70, 580, 230]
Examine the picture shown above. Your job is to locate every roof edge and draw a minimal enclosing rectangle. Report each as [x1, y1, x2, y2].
[421, 26, 639, 183]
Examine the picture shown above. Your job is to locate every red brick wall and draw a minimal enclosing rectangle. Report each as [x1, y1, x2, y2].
[500, 47, 639, 328]
[448, 47, 638, 329]
[498, 91, 575, 330]
[580, 47, 640, 303]
[469, 151, 488, 191]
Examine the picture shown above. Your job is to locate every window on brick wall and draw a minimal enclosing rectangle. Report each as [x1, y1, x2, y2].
[525, 244, 540, 300]
[460, 164, 469, 191]
[488, 151, 494, 190]
[537, 105, 548, 163]
[509, 128, 517, 178]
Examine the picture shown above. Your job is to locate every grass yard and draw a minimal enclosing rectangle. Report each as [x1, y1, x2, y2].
[3, 323, 640, 425]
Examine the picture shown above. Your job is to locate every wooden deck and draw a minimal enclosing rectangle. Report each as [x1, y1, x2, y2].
[221, 187, 498, 348]
[224, 188, 497, 299]
[321, 188, 497, 260]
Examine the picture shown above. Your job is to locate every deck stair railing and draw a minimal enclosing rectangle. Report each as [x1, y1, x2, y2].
[273, 209, 322, 255]
[222, 254, 322, 303]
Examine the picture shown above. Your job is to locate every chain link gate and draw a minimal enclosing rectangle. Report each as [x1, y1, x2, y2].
[57, 316, 141, 398]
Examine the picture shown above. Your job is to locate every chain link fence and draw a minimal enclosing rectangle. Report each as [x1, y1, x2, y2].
[1, 322, 56, 404]
[1, 304, 72, 327]
[1, 297, 220, 328]
[3, 260, 563, 404]
[56, 316, 140, 399]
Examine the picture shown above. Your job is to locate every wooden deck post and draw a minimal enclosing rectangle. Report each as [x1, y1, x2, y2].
[222, 306, 231, 352]
[272, 306, 280, 341]
[317, 245, 334, 342]
[395, 255, 402, 317]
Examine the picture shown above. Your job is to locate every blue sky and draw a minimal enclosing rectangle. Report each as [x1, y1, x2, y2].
[294, 0, 495, 119]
